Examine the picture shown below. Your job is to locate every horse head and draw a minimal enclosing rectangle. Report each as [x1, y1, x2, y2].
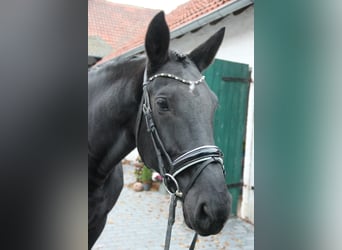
[136, 12, 231, 236]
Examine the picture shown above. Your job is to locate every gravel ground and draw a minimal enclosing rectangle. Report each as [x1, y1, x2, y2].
[93, 164, 254, 250]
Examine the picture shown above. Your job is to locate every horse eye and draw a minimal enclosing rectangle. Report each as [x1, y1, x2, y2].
[156, 98, 169, 111]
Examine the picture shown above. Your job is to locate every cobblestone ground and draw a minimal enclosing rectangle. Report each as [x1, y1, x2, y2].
[93, 164, 254, 250]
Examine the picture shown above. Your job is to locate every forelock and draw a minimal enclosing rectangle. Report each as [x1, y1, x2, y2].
[170, 50, 186, 62]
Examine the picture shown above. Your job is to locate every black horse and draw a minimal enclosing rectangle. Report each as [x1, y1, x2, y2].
[88, 12, 232, 249]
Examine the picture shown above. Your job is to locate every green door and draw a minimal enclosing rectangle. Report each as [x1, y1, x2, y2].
[204, 59, 250, 215]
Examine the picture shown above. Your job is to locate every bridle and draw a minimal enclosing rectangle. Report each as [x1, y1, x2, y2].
[135, 68, 226, 250]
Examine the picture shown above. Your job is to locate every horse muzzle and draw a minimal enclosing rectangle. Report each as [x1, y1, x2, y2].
[182, 161, 231, 236]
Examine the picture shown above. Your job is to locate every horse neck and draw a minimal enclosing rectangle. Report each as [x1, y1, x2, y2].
[88, 58, 145, 182]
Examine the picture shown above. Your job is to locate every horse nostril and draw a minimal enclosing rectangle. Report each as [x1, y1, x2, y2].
[203, 204, 209, 215]
[198, 203, 210, 220]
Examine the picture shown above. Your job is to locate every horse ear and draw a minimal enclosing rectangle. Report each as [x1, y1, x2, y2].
[145, 11, 170, 70]
[188, 27, 225, 72]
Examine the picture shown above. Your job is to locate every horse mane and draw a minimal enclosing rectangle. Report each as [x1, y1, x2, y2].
[88, 54, 147, 91]
[90, 53, 145, 73]
[90, 49, 187, 72]
[171, 50, 186, 61]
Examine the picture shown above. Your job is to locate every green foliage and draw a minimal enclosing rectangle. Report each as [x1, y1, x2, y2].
[140, 165, 152, 183]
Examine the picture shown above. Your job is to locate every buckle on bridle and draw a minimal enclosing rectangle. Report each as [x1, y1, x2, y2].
[163, 173, 183, 198]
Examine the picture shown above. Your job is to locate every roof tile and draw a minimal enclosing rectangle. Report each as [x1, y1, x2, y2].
[88, 0, 160, 56]
[95, 0, 232, 64]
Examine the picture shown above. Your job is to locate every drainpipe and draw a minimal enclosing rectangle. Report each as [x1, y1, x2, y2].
[120, 0, 254, 58]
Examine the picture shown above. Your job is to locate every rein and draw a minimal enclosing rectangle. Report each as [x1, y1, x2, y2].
[136, 68, 225, 250]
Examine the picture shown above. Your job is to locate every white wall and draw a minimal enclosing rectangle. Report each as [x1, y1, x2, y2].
[241, 83, 254, 223]
[125, 148, 139, 162]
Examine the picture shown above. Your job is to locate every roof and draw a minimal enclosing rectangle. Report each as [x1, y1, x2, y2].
[166, 0, 232, 30]
[88, 0, 160, 57]
[98, 0, 234, 64]
[88, 36, 113, 57]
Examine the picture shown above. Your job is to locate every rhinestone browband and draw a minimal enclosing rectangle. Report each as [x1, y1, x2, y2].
[147, 73, 205, 86]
